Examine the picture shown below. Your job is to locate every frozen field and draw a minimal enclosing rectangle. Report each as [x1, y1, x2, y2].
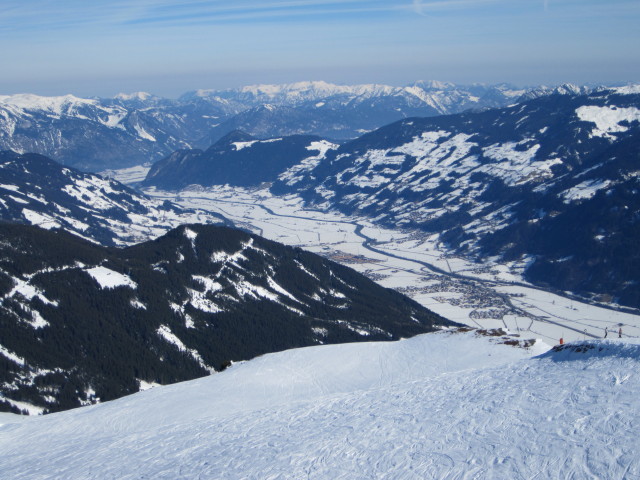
[145, 185, 640, 343]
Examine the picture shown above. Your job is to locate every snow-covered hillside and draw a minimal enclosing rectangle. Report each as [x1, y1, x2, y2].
[1, 330, 638, 479]
[143, 131, 337, 190]
[273, 87, 640, 308]
[0, 151, 228, 246]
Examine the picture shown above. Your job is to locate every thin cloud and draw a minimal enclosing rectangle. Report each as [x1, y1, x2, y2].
[125, 1, 402, 26]
[411, 0, 503, 14]
[0, 0, 399, 31]
[3, 0, 640, 35]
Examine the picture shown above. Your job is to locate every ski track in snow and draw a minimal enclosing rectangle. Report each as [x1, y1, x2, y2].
[0, 333, 638, 479]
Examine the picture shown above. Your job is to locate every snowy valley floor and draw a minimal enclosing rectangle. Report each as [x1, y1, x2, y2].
[144, 185, 640, 344]
[1, 330, 638, 479]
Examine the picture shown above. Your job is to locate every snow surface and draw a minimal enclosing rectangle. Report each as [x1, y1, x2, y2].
[576, 105, 640, 138]
[232, 140, 258, 151]
[156, 324, 213, 372]
[187, 275, 223, 314]
[114, 92, 154, 101]
[0, 93, 97, 114]
[133, 122, 156, 142]
[21, 209, 62, 230]
[137, 380, 161, 391]
[2, 331, 639, 479]
[562, 179, 611, 203]
[85, 266, 136, 289]
[0, 344, 25, 366]
[99, 165, 151, 185]
[278, 140, 338, 186]
[611, 84, 640, 95]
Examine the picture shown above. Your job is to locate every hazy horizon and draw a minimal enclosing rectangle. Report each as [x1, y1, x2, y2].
[0, 78, 636, 101]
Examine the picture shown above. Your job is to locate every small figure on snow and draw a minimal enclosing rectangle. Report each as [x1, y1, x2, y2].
[619, 327, 623, 338]
[604, 327, 608, 338]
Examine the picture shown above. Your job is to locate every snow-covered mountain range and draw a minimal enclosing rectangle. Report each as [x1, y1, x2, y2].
[182, 79, 526, 112]
[140, 85, 640, 309]
[0, 151, 229, 246]
[192, 80, 527, 143]
[1, 329, 638, 479]
[0, 81, 531, 171]
[0, 222, 451, 413]
[269, 87, 640, 308]
[0, 93, 198, 171]
[1, 78, 638, 478]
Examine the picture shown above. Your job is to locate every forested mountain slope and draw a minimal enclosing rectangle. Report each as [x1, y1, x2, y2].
[0, 223, 453, 414]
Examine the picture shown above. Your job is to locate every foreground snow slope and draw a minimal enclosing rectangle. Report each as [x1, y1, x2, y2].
[1, 332, 639, 479]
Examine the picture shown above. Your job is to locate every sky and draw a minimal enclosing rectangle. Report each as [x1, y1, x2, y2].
[0, 0, 639, 98]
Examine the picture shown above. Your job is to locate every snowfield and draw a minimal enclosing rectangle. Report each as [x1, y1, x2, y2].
[1, 330, 638, 479]
[99, 164, 151, 185]
[85, 266, 137, 290]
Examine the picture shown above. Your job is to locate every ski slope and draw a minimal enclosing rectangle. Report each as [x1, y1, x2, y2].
[1, 330, 638, 479]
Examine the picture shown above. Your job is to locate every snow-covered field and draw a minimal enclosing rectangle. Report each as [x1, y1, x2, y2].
[1, 330, 638, 479]
[144, 186, 640, 344]
[100, 164, 151, 185]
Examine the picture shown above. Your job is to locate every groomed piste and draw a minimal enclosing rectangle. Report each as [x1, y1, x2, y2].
[1, 330, 638, 479]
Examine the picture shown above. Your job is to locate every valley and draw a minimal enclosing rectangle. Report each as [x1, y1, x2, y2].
[2, 1, 639, 476]
[144, 185, 640, 344]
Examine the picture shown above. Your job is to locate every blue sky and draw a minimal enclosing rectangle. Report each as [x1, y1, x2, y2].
[1, 0, 638, 97]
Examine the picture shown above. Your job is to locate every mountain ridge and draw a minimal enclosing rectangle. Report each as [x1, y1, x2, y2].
[265, 88, 640, 308]
[0, 222, 454, 414]
[143, 131, 337, 190]
[2, 80, 615, 171]
[0, 150, 229, 246]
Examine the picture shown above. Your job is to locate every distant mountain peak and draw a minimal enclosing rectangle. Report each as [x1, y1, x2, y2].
[607, 84, 640, 95]
[114, 92, 156, 101]
[0, 93, 98, 113]
[518, 83, 591, 101]
[411, 80, 456, 90]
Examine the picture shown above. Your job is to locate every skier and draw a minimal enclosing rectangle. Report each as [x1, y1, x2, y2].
[619, 327, 622, 338]
[604, 327, 608, 338]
